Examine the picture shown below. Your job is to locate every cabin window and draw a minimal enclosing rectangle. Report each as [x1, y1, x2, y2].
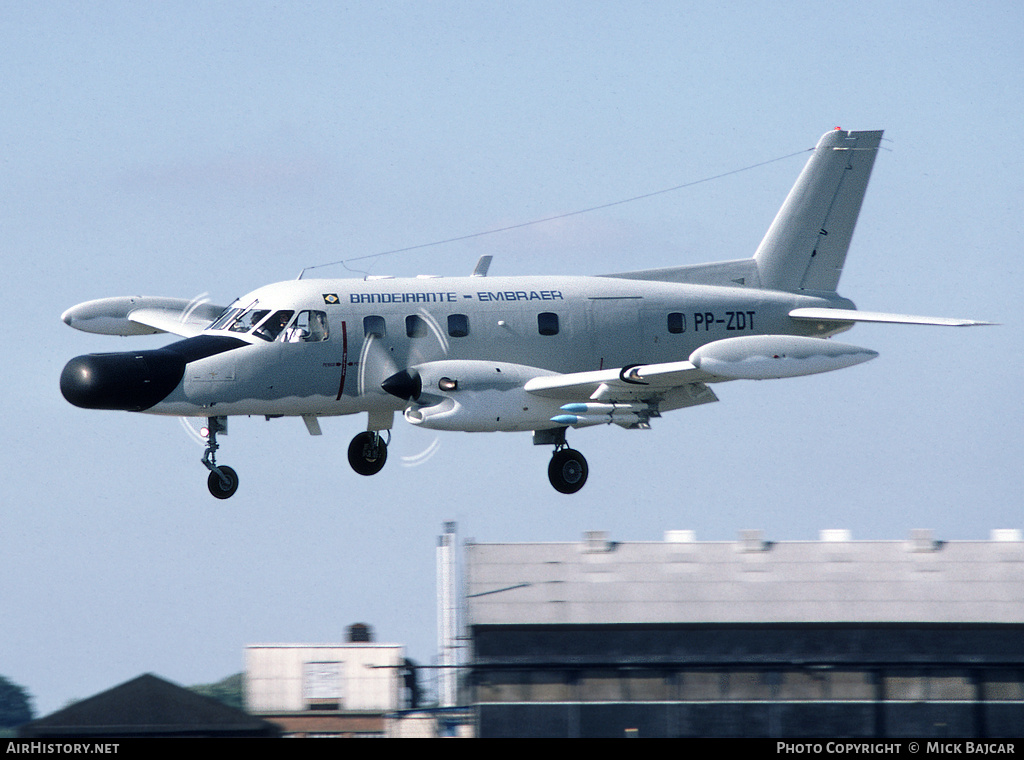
[364, 315, 386, 338]
[538, 312, 559, 336]
[406, 314, 428, 338]
[667, 312, 686, 334]
[228, 308, 269, 333]
[285, 310, 329, 342]
[448, 313, 469, 338]
[253, 310, 295, 342]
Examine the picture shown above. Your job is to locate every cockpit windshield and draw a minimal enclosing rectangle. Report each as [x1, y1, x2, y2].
[228, 309, 270, 333]
[209, 304, 329, 343]
[209, 307, 243, 331]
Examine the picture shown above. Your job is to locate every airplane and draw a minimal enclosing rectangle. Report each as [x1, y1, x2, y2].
[60, 128, 991, 498]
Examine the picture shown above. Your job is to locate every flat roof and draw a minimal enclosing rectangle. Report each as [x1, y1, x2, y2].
[465, 529, 1024, 626]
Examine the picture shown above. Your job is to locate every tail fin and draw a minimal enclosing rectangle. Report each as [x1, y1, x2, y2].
[754, 129, 883, 293]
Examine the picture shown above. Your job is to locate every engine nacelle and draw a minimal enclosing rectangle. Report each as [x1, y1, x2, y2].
[689, 335, 878, 380]
[383, 360, 564, 432]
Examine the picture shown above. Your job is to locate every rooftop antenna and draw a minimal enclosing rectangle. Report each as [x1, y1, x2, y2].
[437, 521, 459, 707]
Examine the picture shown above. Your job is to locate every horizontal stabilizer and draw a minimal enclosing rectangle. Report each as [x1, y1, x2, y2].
[790, 307, 995, 327]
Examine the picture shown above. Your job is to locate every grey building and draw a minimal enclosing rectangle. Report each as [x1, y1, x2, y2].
[465, 529, 1024, 738]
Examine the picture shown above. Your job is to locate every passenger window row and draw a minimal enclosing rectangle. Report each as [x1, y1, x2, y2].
[364, 312, 563, 338]
[215, 307, 687, 342]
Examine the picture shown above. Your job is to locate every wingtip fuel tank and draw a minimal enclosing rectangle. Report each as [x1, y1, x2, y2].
[689, 335, 878, 381]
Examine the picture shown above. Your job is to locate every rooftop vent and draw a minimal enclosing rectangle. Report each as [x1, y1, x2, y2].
[991, 529, 1023, 542]
[582, 530, 612, 553]
[908, 528, 938, 553]
[820, 529, 852, 542]
[665, 530, 696, 543]
[738, 529, 768, 552]
[347, 623, 373, 643]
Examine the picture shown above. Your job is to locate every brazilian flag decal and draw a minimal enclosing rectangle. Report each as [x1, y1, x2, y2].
[322, 293, 340, 305]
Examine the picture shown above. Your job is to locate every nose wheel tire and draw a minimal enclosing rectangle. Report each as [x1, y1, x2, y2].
[348, 431, 389, 476]
[548, 448, 588, 494]
[207, 466, 239, 499]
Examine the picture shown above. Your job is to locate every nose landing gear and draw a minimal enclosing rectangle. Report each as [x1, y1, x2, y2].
[348, 430, 389, 476]
[201, 416, 239, 499]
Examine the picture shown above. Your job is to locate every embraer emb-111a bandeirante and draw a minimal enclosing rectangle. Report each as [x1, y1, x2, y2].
[60, 129, 990, 498]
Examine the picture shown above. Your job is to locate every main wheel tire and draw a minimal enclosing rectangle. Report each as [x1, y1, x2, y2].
[548, 448, 588, 494]
[208, 465, 239, 499]
[348, 431, 388, 476]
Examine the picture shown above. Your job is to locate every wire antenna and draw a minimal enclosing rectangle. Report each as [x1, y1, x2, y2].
[300, 146, 812, 279]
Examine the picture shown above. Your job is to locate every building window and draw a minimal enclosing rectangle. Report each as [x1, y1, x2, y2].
[679, 671, 726, 701]
[985, 669, 1024, 701]
[448, 313, 469, 338]
[303, 661, 343, 711]
[538, 312, 559, 336]
[724, 671, 774, 701]
[884, 669, 974, 701]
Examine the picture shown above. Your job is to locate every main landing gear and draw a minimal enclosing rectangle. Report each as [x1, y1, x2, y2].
[348, 430, 389, 476]
[202, 416, 239, 499]
[535, 428, 588, 494]
[549, 445, 589, 494]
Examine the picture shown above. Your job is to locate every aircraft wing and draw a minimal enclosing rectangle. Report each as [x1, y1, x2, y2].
[789, 307, 994, 327]
[524, 360, 721, 416]
[524, 360, 718, 399]
[61, 296, 227, 338]
[525, 334, 882, 426]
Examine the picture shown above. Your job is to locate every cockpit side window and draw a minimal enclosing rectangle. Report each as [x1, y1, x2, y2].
[253, 310, 295, 342]
[285, 310, 329, 342]
[228, 308, 270, 333]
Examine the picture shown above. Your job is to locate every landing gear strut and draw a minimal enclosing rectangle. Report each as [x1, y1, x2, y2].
[201, 416, 239, 499]
[548, 445, 588, 494]
[348, 430, 389, 476]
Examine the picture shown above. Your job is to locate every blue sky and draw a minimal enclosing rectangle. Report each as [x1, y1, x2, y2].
[2, 1, 1021, 715]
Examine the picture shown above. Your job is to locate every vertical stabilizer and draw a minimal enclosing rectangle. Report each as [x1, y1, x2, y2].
[754, 129, 883, 293]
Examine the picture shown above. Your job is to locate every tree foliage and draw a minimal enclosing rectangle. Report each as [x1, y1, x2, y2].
[0, 676, 34, 728]
[189, 673, 245, 711]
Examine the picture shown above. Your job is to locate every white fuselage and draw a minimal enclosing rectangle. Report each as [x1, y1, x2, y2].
[147, 274, 850, 420]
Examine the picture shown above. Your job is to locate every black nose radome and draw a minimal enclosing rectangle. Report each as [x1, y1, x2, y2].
[60, 334, 249, 412]
[61, 350, 186, 411]
[381, 368, 422, 402]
